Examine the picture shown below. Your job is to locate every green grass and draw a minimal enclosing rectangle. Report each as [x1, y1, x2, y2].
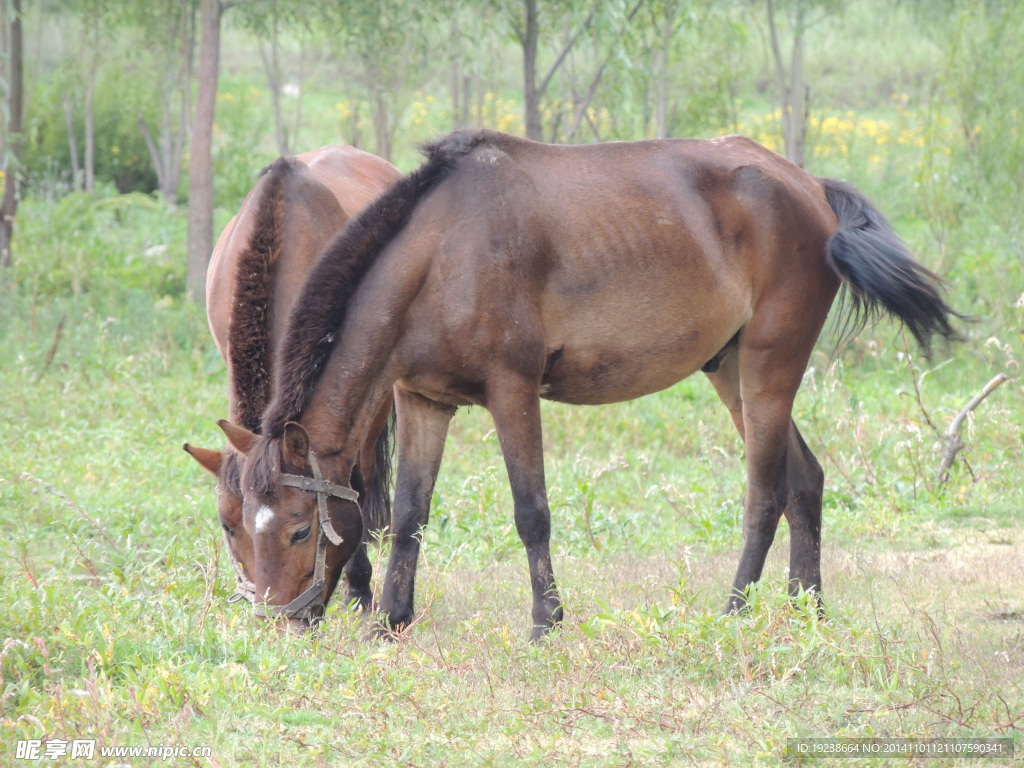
[1, 186, 1022, 765]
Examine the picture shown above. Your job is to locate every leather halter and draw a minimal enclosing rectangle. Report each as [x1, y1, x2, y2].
[252, 451, 360, 624]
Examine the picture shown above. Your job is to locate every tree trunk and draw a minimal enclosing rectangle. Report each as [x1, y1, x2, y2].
[260, 39, 287, 155]
[0, 0, 23, 269]
[766, 0, 807, 167]
[84, 55, 96, 193]
[654, 4, 674, 139]
[290, 32, 304, 150]
[450, 59, 460, 131]
[65, 94, 82, 191]
[186, 0, 221, 303]
[462, 73, 471, 126]
[168, 84, 187, 201]
[138, 113, 169, 198]
[515, 0, 595, 142]
[564, 0, 644, 143]
[259, 2, 288, 156]
[169, 5, 195, 203]
[521, 0, 542, 140]
[370, 82, 391, 161]
[350, 102, 360, 148]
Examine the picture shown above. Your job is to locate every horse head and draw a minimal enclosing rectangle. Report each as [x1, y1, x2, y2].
[182, 442, 255, 600]
[221, 419, 363, 632]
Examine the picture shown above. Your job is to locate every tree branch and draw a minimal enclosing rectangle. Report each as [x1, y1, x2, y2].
[765, 0, 788, 98]
[566, 0, 646, 141]
[937, 373, 1010, 484]
[537, 7, 597, 98]
[137, 112, 167, 194]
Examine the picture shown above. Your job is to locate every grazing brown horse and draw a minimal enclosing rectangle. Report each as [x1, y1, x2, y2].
[183, 145, 402, 619]
[221, 129, 960, 639]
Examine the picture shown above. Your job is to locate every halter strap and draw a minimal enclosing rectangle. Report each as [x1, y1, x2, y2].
[253, 452, 360, 623]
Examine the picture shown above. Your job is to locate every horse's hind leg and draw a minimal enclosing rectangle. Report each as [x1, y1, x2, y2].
[704, 348, 784, 610]
[782, 422, 824, 607]
[707, 350, 825, 611]
[718, 311, 830, 613]
[486, 373, 562, 642]
[377, 389, 455, 635]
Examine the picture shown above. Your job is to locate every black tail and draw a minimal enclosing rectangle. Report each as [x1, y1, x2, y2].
[819, 177, 964, 355]
[363, 402, 396, 535]
[228, 156, 297, 432]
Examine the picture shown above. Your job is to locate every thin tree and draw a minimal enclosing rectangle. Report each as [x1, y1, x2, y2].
[0, 0, 23, 269]
[322, 0, 432, 162]
[240, 0, 317, 157]
[751, 0, 849, 167]
[186, 0, 226, 303]
[136, 0, 195, 204]
[508, 0, 599, 141]
[559, 0, 645, 143]
[766, 0, 808, 166]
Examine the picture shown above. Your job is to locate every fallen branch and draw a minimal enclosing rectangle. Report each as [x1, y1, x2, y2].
[937, 373, 1009, 484]
[40, 314, 66, 376]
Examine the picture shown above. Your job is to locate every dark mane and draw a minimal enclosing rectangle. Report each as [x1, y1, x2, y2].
[228, 157, 297, 432]
[261, 129, 491, 437]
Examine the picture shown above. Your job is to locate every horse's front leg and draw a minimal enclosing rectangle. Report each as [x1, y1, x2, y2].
[376, 389, 455, 635]
[341, 541, 374, 610]
[487, 374, 562, 641]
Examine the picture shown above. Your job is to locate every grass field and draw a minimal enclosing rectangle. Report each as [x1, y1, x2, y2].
[1, 179, 1022, 766]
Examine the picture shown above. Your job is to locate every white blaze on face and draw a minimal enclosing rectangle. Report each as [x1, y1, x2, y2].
[254, 505, 276, 534]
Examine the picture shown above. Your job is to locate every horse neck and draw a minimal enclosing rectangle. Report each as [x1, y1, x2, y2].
[269, 247, 319, 349]
[295, 245, 421, 468]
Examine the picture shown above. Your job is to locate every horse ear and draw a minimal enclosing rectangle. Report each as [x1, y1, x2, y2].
[183, 443, 223, 476]
[217, 419, 258, 455]
[282, 421, 310, 468]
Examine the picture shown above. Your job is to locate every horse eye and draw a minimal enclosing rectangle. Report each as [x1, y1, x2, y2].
[222, 523, 234, 537]
[291, 525, 312, 544]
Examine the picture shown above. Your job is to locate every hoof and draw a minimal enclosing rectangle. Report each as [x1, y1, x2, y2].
[372, 610, 412, 641]
[529, 605, 563, 643]
[343, 588, 374, 613]
[724, 593, 749, 616]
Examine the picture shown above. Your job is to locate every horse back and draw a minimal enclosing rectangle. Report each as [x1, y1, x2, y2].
[386, 132, 841, 405]
[297, 145, 404, 219]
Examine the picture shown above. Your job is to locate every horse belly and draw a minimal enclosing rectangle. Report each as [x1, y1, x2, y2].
[539, 311, 741, 405]
[536, 235, 750, 404]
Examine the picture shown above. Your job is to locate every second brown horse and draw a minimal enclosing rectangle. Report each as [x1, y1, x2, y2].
[184, 145, 401, 620]
[222, 129, 960, 638]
